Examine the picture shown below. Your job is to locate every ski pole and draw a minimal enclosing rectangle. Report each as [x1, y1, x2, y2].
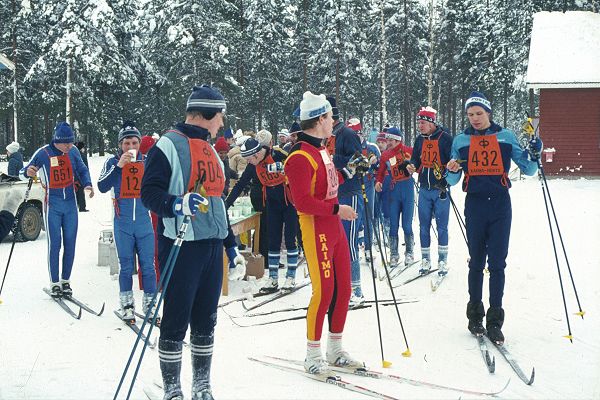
[112, 213, 190, 399]
[526, 118, 584, 323]
[0, 178, 33, 303]
[447, 190, 468, 247]
[361, 174, 412, 364]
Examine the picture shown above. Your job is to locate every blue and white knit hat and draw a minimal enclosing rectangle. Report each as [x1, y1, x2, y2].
[118, 120, 142, 142]
[53, 122, 75, 144]
[186, 85, 226, 114]
[240, 138, 262, 157]
[385, 126, 404, 141]
[465, 91, 492, 113]
[299, 91, 332, 121]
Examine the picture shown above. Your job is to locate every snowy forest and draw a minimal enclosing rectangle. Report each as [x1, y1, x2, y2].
[1, 0, 599, 156]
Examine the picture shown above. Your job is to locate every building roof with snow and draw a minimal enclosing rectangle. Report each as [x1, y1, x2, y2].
[526, 11, 600, 89]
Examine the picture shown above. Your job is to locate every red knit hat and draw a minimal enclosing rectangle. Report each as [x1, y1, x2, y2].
[139, 135, 156, 155]
[416, 106, 437, 124]
[346, 117, 362, 132]
[214, 136, 230, 153]
[376, 132, 387, 142]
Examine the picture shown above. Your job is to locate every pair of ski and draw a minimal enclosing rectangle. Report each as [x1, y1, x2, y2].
[251, 355, 509, 399]
[476, 334, 535, 385]
[379, 259, 420, 281]
[42, 287, 105, 319]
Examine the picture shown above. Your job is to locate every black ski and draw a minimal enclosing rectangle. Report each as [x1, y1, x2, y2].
[134, 311, 161, 327]
[114, 310, 156, 349]
[392, 269, 439, 287]
[64, 295, 105, 316]
[241, 280, 311, 311]
[475, 334, 495, 373]
[386, 259, 421, 280]
[43, 288, 82, 319]
[487, 337, 535, 385]
[230, 304, 372, 327]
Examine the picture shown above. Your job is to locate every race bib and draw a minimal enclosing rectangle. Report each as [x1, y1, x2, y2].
[188, 139, 225, 197]
[120, 162, 144, 198]
[49, 155, 73, 189]
[325, 135, 336, 157]
[389, 152, 409, 182]
[420, 139, 440, 169]
[320, 149, 338, 200]
[256, 154, 286, 187]
[467, 135, 504, 176]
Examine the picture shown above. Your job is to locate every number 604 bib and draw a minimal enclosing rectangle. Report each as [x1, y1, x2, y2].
[467, 135, 504, 176]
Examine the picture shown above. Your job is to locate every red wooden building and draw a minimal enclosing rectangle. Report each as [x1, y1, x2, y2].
[526, 11, 600, 176]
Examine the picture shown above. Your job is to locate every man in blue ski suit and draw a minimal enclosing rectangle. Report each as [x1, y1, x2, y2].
[347, 118, 380, 263]
[21, 122, 93, 298]
[375, 127, 415, 268]
[446, 91, 540, 344]
[97, 121, 158, 322]
[407, 107, 453, 276]
[324, 96, 366, 307]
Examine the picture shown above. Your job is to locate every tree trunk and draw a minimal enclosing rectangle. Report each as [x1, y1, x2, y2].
[11, 0, 18, 142]
[379, 0, 388, 125]
[66, 57, 73, 125]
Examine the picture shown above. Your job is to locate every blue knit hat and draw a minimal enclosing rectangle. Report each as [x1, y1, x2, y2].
[385, 126, 404, 141]
[53, 122, 75, 144]
[186, 85, 226, 114]
[326, 95, 340, 120]
[289, 121, 301, 134]
[118, 120, 142, 142]
[465, 91, 492, 113]
[224, 128, 234, 139]
[240, 138, 262, 157]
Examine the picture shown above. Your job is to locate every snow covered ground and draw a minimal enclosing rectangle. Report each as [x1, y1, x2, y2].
[1, 155, 599, 400]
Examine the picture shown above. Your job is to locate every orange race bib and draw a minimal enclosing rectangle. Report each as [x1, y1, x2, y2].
[120, 162, 144, 198]
[49, 155, 73, 189]
[420, 139, 441, 169]
[256, 154, 286, 187]
[188, 139, 225, 197]
[325, 135, 336, 157]
[320, 149, 339, 200]
[389, 153, 410, 182]
[467, 135, 504, 176]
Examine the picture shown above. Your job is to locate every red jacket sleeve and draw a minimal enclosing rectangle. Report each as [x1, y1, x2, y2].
[284, 152, 337, 216]
[376, 150, 391, 184]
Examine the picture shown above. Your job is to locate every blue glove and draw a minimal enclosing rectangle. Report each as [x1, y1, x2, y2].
[528, 137, 543, 161]
[172, 192, 208, 216]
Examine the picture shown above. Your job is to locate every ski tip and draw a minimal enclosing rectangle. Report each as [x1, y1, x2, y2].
[528, 367, 535, 385]
[382, 360, 393, 368]
[76, 307, 82, 319]
[98, 302, 106, 316]
[401, 348, 412, 358]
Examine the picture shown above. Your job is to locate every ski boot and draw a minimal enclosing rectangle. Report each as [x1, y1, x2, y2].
[466, 301, 486, 336]
[389, 236, 400, 269]
[437, 260, 449, 276]
[60, 279, 73, 298]
[142, 292, 161, 326]
[326, 332, 365, 368]
[281, 277, 296, 293]
[50, 282, 62, 299]
[159, 338, 184, 400]
[119, 290, 136, 324]
[191, 333, 215, 400]
[419, 259, 431, 275]
[259, 276, 278, 294]
[304, 340, 330, 375]
[348, 292, 365, 309]
[486, 307, 505, 344]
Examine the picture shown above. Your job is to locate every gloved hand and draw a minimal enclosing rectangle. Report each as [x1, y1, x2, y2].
[528, 137, 543, 161]
[348, 153, 370, 173]
[172, 192, 208, 216]
[226, 247, 247, 281]
[2, 190, 25, 215]
[267, 162, 284, 173]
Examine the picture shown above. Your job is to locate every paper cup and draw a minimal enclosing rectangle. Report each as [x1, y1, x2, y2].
[129, 149, 138, 159]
